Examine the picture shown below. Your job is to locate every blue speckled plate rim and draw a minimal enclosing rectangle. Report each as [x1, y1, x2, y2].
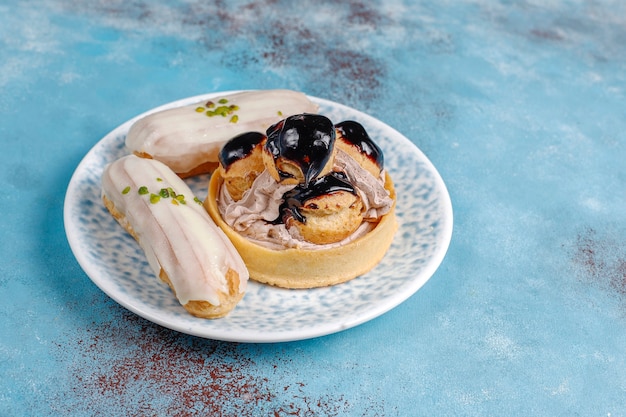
[63, 91, 453, 343]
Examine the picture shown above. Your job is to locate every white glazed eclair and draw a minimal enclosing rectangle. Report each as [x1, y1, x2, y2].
[126, 89, 319, 177]
[101, 154, 249, 318]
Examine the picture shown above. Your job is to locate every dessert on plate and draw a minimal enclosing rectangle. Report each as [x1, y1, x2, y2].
[100, 89, 398, 318]
[101, 154, 248, 318]
[204, 113, 397, 289]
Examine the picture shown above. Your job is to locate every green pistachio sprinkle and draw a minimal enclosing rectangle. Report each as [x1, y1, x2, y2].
[122, 186, 131, 195]
[199, 99, 239, 118]
[205, 105, 237, 118]
[277, 110, 283, 116]
[194, 197, 202, 204]
[230, 115, 238, 123]
[132, 184, 189, 205]
[156, 177, 163, 182]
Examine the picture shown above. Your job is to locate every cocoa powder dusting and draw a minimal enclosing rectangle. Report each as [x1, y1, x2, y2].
[574, 227, 626, 297]
[347, 1, 387, 27]
[327, 51, 384, 103]
[213, 0, 387, 103]
[529, 28, 565, 41]
[60, 310, 355, 416]
[63, 0, 388, 104]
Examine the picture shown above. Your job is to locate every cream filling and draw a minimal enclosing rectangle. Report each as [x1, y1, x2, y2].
[102, 155, 249, 305]
[125, 89, 319, 173]
[217, 150, 393, 250]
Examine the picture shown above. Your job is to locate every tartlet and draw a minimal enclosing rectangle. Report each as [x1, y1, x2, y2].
[203, 113, 398, 289]
[204, 170, 397, 288]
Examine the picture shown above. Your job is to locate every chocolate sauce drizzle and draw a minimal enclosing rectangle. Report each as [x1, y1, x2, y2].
[265, 114, 336, 186]
[218, 131, 266, 169]
[276, 171, 356, 225]
[335, 120, 384, 171]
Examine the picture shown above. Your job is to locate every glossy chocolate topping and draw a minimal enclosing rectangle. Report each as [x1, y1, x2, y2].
[335, 120, 384, 171]
[218, 131, 266, 169]
[265, 114, 336, 186]
[276, 171, 356, 224]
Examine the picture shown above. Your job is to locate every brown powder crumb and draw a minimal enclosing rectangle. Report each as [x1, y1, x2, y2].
[573, 227, 626, 297]
[347, 2, 386, 27]
[529, 28, 564, 42]
[273, 383, 351, 417]
[59, 310, 355, 416]
[327, 51, 385, 103]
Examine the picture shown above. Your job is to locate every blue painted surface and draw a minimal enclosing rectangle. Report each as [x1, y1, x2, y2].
[2, 0, 626, 415]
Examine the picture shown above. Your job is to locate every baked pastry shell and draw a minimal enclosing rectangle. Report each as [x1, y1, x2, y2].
[204, 170, 398, 289]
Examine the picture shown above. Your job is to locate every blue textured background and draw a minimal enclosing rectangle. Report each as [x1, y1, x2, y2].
[2, 1, 626, 415]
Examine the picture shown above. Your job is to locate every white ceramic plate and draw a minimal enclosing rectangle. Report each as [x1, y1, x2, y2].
[64, 91, 453, 343]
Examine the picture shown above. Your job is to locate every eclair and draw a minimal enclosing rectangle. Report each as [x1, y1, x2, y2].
[126, 89, 319, 177]
[101, 154, 249, 318]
